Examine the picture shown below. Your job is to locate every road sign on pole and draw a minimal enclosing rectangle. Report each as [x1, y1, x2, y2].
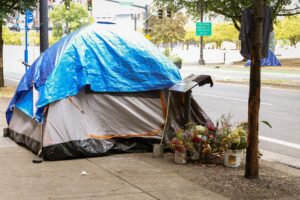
[24, 10, 33, 72]
[26, 11, 34, 23]
[196, 22, 212, 36]
[119, 0, 133, 6]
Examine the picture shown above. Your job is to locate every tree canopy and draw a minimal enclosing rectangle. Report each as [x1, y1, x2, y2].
[205, 23, 239, 48]
[275, 15, 300, 46]
[0, 0, 38, 87]
[154, 0, 300, 31]
[50, 2, 93, 40]
[0, 0, 38, 23]
[148, 12, 187, 48]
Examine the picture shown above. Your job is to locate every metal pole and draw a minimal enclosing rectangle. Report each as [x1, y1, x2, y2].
[198, 0, 205, 65]
[145, 5, 149, 34]
[134, 14, 137, 31]
[40, 0, 49, 53]
[24, 10, 29, 72]
[184, 91, 192, 125]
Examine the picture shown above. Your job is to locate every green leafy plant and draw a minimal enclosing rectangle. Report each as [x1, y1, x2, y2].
[163, 48, 183, 68]
[170, 128, 195, 152]
[216, 114, 271, 151]
[163, 48, 171, 57]
[222, 126, 247, 150]
[169, 54, 183, 63]
[216, 114, 247, 151]
[2, 27, 22, 45]
[171, 123, 217, 153]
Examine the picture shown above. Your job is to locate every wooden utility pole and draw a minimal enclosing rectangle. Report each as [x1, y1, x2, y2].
[245, 0, 264, 179]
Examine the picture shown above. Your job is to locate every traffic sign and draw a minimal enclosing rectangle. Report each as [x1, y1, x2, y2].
[119, 0, 133, 6]
[196, 22, 212, 36]
[26, 11, 34, 23]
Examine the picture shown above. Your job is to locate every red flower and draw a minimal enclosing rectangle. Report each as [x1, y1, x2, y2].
[192, 136, 202, 143]
[207, 122, 215, 132]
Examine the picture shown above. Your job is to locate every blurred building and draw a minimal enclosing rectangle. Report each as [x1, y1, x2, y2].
[93, 0, 150, 32]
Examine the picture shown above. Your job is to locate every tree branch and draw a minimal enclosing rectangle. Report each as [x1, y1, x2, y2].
[232, 19, 240, 31]
[277, 11, 300, 16]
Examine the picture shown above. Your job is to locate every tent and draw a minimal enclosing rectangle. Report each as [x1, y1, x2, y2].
[5, 23, 213, 160]
[245, 50, 281, 66]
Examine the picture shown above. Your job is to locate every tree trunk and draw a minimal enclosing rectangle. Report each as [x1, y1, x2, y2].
[245, 0, 264, 179]
[0, 21, 4, 87]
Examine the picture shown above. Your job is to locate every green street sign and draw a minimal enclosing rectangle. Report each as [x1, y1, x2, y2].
[196, 22, 212, 36]
[119, 0, 133, 6]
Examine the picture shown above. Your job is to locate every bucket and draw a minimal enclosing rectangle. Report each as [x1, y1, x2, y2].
[224, 149, 243, 167]
[174, 149, 187, 164]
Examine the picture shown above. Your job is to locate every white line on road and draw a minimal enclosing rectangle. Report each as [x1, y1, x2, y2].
[193, 93, 273, 106]
[259, 136, 300, 150]
[217, 82, 300, 92]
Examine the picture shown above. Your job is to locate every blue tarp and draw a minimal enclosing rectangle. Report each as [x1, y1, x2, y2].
[6, 23, 181, 124]
[245, 50, 281, 66]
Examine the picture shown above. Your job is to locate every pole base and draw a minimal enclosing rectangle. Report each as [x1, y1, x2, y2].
[198, 59, 205, 65]
[3, 128, 9, 137]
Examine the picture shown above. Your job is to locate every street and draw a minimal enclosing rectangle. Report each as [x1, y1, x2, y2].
[181, 65, 300, 82]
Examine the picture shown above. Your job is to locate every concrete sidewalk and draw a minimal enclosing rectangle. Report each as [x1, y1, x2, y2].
[0, 93, 228, 199]
[0, 143, 228, 200]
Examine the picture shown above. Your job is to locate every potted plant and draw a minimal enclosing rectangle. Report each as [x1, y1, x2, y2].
[222, 125, 247, 167]
[171, 122, 219, 164]
[191, 124, 216, 162]
[169, 54, 183, 69]
[163, 48, 183, 69]
[171, 128, 195, 164]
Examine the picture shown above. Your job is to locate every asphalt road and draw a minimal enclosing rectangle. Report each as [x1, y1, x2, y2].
[182, 66, 300, 82]
[192, 82, 300, 159]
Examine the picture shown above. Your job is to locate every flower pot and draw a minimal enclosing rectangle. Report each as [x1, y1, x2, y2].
[224, 149, 243, 167]
[173, 61, 182, 69]
[200, 143, 211, 163]
[191, 150, 200, 161]
[174, 149, 187, 164]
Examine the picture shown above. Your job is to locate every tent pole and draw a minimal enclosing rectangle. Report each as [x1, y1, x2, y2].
[32, 124, 44, 163]
[160, 91, 172, 145]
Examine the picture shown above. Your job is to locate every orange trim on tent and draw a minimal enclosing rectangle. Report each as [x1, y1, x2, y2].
[88, 129, 161, 140]
[159, 91, 167, 119]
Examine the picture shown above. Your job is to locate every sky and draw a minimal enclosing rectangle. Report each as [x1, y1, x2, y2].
[93, 0, 151, 18]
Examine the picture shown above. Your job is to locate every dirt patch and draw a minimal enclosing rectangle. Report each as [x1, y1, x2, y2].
[0, 87, 16, 98]
[0, 98, 11, 128]
[280, 58, 300, 68]
[141, 153, 300, 200]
